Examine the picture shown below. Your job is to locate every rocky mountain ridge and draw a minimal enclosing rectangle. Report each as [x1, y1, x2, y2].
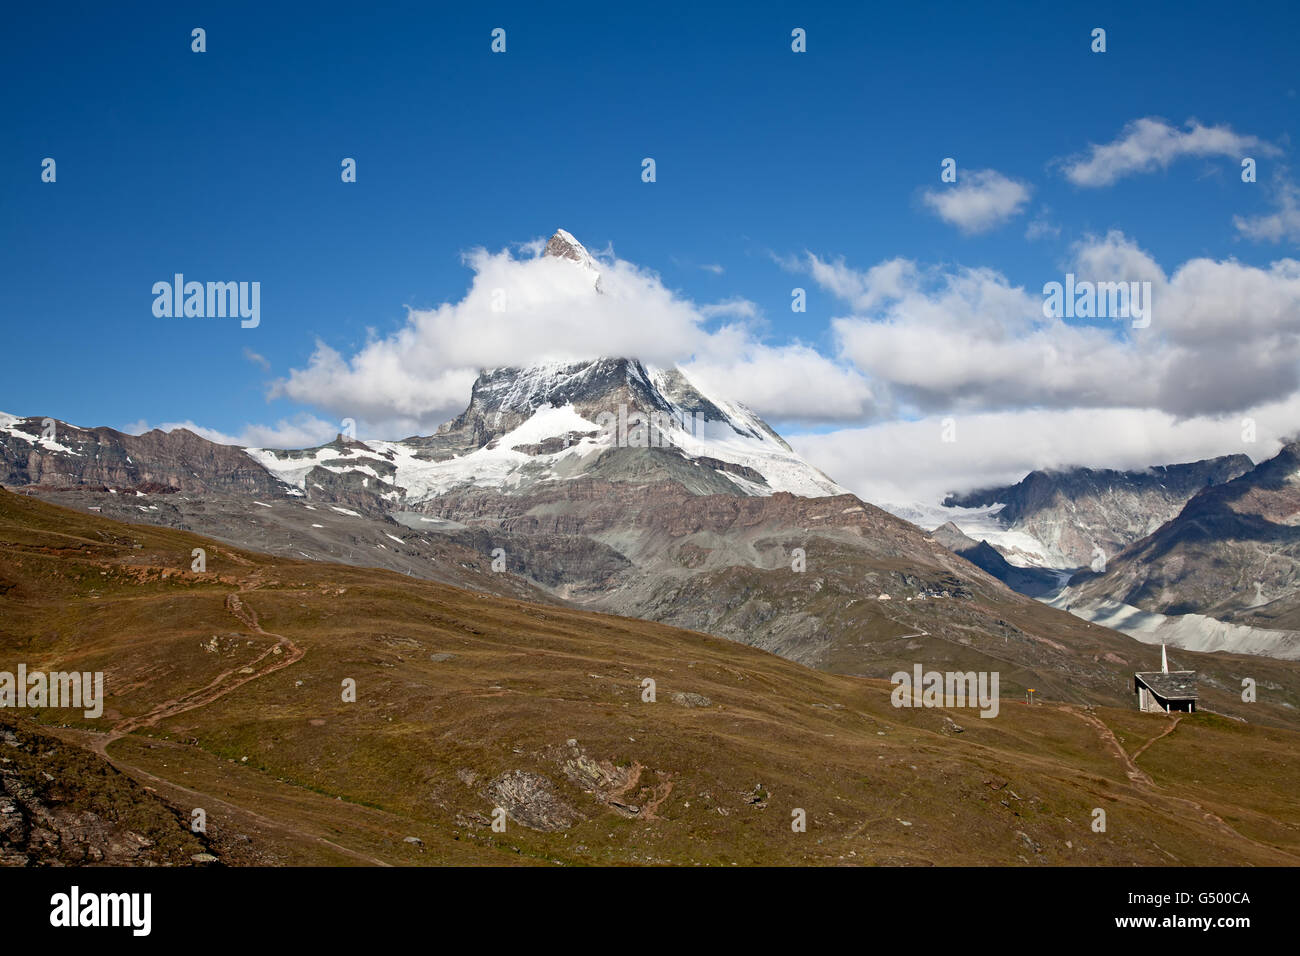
[937, 455, 1254, 569]
[1062, 439, 1300, 655]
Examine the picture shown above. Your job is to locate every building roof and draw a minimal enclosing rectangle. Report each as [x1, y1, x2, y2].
[1134, 671, 1198, 700]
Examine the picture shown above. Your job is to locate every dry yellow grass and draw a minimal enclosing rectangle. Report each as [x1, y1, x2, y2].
[3, 489, 1298, 866]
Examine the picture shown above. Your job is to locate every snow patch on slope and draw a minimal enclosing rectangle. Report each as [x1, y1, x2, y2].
[0, 417, 85, 457]
[245, 443, 389, 490]
[884, 500, 1064, 569]
[363, 404, 604, 500]
[641, 363, 844, 497]
[1048, 592, 1300, 660]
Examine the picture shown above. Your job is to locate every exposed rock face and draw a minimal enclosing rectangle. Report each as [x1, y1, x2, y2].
[1071, 441, 1300, 631]
[430, 358, 671, 451]
[929, 522, 1060, 597]
[942, 455, 1253, 567]
[671, 692, 712, 708]
[541, 227, 600, 271]
[407, 357, 787, 457]
[0, 720, 210, 866]
[300, 462, 401, 513]
[486, 770, 582, 832]
[0, 417, 289, 497]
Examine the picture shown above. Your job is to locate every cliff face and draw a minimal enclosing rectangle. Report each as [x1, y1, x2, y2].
[942, 455, 1254, 567]
[0, 416, 288, 496]
[1071, 442, 1300, 630]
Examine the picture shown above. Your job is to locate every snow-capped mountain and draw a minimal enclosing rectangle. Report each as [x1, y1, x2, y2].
[542, 227, 600, 273]
[894, 455, 1255, 571]
[246, 229, 844, 504]
[247, 356, 846, 503]
[1058, 440, 1300, 658]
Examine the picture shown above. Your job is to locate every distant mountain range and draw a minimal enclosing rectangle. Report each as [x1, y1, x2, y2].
[936, 456, 1254, 569]
[884, 438, 1300, 659]
[3, 230, 1300, 677]
[899, 448, 1300, 658]
[4, 230, 1300, 865]
[1057, 440, 1300, 658]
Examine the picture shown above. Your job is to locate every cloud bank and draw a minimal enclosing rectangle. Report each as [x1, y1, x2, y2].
[270, 240, 876, 436]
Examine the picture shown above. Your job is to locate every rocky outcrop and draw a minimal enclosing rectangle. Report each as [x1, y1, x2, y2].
[486, 770, 583, 832]
[0, 720, 211, 866]
[0, 417, 288, 496]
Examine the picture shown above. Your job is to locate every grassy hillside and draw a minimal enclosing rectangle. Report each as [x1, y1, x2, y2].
[2, 489, 1297, 866]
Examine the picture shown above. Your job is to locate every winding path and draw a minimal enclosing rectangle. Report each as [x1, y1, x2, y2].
[1131, 714, 1183, 761]
[103, 592, 303, 746]
[74, 590, 391, 866]
[1057, 705, 1297, 861]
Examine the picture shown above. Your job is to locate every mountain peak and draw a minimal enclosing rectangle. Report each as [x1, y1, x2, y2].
[542, 228, 598, 271]
[355, 357, 847, 499]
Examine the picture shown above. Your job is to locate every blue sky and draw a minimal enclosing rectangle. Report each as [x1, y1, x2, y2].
[3, 1, 1299, 502]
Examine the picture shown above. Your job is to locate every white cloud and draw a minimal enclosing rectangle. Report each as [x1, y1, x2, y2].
[273, 238, 871, 431]
[698, 297, 760, 319]
[1025, 217, 1060, 241]
[1060, 117, 1275, 187]
[920, 168, 1031, 234]
[791, 402, 1294, 509]
[802, 255, 919, 312]
[1068, 230, 1167, 289]
[683, 334, 876, 423]
[1235, 174, 1300, 243]
[806, 234, 1300, 418]
[516, 236, 548, 258]
[122, 414, 340, 449]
